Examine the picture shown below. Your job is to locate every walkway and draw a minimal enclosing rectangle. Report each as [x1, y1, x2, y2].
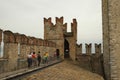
[21, 60, 104, 80]
[0, 59, 62, 80]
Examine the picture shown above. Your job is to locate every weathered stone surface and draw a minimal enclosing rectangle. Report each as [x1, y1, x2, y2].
[20, 34, 28, 44]
[76, 44, 82, 55]
[85, 43, 92, 55]
[4, 43, 18, 72]
[102, 0, 110, 79]
[14, 33, 21, 43]
[4, 30, 15, 43]
[102, 0, 120, 80]
[95, 44, 101, 55]
[28, 36, 37, 45]
[0, 59, 8, 73]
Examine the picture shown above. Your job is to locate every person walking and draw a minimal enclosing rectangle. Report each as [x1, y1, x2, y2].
[32, 52, 37, 66]
[56, 50, 60, 60]
[45, 52, 49, 63]
[37, 51, 41, 66]
[27, 53, 32, 68]
[42, 52, 49, 64]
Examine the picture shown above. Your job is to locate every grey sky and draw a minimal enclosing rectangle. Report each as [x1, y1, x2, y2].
[0, 0, 102, 44]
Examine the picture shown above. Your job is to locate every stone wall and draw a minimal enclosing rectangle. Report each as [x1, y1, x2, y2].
[76, 43, 104, 77]
[0, 29, 57, 73]
[0, 59, 8, 73]
[66, 19, 77, 60]
[102, 0, 110, 79]
[108, 0, 120, 80]
[102, 0, 120, 80]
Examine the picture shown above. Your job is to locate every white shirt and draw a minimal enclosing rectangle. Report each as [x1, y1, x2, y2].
[28, 54, 32, 58]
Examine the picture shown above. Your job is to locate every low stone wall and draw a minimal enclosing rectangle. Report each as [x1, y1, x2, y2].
[76, 54, 104, 77]
[76, 43, 105, 77]
[17, 58, 27, 69]
[0, 59, 8, 74]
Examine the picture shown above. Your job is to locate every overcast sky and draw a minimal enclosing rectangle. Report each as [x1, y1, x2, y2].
[0, 0, 102, 44]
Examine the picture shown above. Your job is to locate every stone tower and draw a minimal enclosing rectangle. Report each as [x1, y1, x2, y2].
[44, 17, 77, 60]
[102, 0, 120, 80]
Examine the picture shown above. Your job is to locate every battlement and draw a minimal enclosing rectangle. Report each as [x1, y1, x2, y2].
[56, 17, 63, 24]
[63, 23, 67, 32]
[44, 17, 52, 24]
[71, 19, 77, 26]
[44, 17, 77, 33]
[44, 17, 64, 24]
[76, 43, 102, 56]
[1, 29, 56, 47]
[76, 43, 103, 76]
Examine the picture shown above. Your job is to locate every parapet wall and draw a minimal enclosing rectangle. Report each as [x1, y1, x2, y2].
[76, 43, 104, 77]
[0, 29, 57, 73]
[76, 43, 102, 55]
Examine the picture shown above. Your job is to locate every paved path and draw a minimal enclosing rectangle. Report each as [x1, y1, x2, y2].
[22, 60, 104, 80]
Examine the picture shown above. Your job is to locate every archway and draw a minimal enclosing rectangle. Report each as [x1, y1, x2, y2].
[64, 39, 69, 58]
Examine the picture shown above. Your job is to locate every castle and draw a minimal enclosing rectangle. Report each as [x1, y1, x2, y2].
[0, 0, 120, 80]
[0, 17, 103, 78]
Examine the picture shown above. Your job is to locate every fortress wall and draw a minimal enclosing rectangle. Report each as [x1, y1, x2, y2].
[3, 30, 18, 71]
[102, 0, 110, 79]
[0, 29, 57, 73]
[102, 0, 120, 79]
[0, 30, 8, 73]
[76, 43, 104, 76]
[108, 0, 120, 79]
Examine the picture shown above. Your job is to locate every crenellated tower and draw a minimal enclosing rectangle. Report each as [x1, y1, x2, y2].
[44, 17, 77, 60]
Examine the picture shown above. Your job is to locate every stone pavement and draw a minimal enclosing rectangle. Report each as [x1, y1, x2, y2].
[22, 60, 104, 80]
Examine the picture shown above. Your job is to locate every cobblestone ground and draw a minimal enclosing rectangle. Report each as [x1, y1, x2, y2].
[22, 60, 104, 80]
